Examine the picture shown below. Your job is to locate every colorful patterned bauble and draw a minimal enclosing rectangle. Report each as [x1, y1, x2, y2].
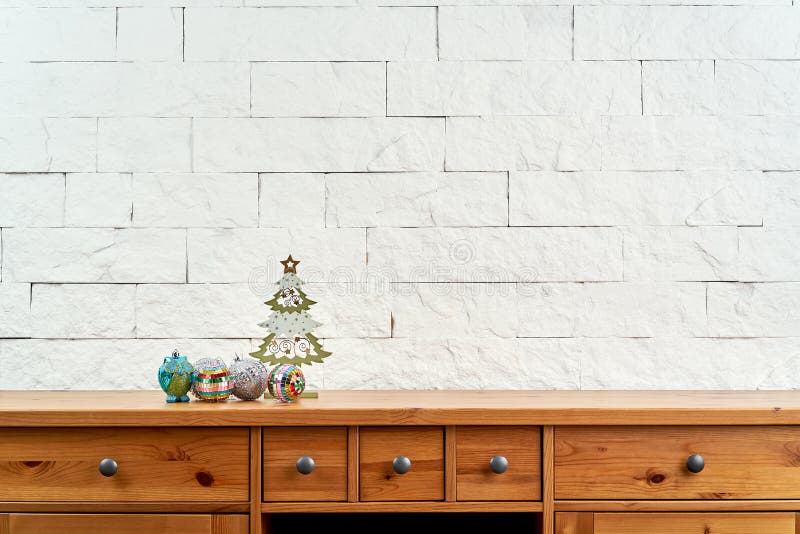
[267, 364, 306, 403]
[191, 357, 234, 402]
[229, 354, 269, 401]
[158, 349, 194, 403]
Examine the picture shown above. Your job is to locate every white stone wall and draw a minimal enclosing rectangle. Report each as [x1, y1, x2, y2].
[0, 1, 799, 391]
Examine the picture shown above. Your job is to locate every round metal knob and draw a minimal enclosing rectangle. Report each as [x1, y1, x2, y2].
[98, 458, 118, 477]
[392, 455, 412, 474]
[296, 456, 315, 475]
[489, 455, 509, 474]
[686, 454, 705, 474]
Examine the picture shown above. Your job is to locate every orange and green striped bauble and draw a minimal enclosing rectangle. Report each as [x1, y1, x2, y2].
[191, 357, 233, 402]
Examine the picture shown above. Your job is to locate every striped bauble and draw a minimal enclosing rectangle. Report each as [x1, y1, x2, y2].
[191, 357, 234, 402]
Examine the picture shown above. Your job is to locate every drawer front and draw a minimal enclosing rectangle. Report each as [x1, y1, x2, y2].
[593, 513, 795, 534]
[359, 426, 444, 501]
[555, 426, 800, 499]
[263, 426, 347, 502]
[0, 514, 248, 534]
[0, 428, 249, 502]
[456, 426, 541, 501]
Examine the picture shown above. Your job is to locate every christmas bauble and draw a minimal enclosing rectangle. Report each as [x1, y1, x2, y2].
[267, 364, 306, 403]
[229, 354, 268, 401]
[191, 357, 233, 402]
[158, 349, 194, 403]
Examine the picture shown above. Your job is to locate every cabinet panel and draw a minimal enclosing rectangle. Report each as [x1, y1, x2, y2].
[0, 428, 249, 502]
[456, 426, 541, 501]
[0, 514, 248, 534]
[263, 426, 347, 502]
[555, 426, 800, 499]
[359, 427, 444, 501]
[594, 513, 794, 534]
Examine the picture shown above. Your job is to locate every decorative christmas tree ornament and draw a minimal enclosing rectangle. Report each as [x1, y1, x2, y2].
[191, 357, 233, 402]
[158, 349, 194, 403]
[267, 364, 306, 403]
[250, 256, 331, 399]
[229, 353, 269, 401]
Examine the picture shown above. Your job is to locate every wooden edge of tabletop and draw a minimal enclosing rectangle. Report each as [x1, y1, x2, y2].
[2, 390, 800, 426]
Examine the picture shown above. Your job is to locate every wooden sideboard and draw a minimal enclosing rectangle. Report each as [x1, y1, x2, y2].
[4, 390, 800, 534]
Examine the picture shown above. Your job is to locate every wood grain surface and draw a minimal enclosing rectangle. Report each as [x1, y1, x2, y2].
[593, 513, 795, 534]
[555, 512, 593, 534]
[0, 514, 248, 534]
[0, 427, 249, 502]
[5, 390, 800, 426]
[359, 426, 444, 501]
[555, 426, 800, 499]
[263, 426, 347, 502]
[455, 425, 541, 501]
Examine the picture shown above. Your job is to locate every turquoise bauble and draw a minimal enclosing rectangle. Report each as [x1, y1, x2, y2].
[158, 350, 194, 403]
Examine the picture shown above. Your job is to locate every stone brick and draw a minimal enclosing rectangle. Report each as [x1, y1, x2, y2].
[0, 283, 30, 338]
[516, 282, 707, 337]
[30, 284, 136, 338]
[0, 63, 249, 118]
[326, 172, 508, 227]
[642, 61, 715, 115]
[0, 174, 64, 227]
[622, 226, 738, 281]
[65, 173, 132, 228]
[322, 337, 581, 389]
[0, 119, 96, 173]
[194, 118, 444, 172]
[446, 116, 601, 171]
[764, 172, 800, 226]
[739, 227, 800, 281]
[717, 60, 800, 115]
[3, 228, 186, 283]
[304, 282, 391, 338]
[136, 284, 264, 338]
[388, 61, 640, 116]
[439, 6, 571, 60]
[576, 6, 800, 60]
[117, 8, 183, 60]
[98, 119, 191, 172]
[708, 283, 800, 337]
[133, 173, 258, 227]
[252, 62, 385, 117]
[187, 228, 366, 283]
[185, 7, 436, 60]
[367, 227, 623, 282]
[510, 171, 762, 226]
[260, 174, 325, 228]
[603, 116, 800, 171]
[580, 338, 800, 389]
[0, 8, 115, 61]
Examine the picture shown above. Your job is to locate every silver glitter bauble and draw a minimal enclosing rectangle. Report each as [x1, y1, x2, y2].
[229, 354, 269, 401]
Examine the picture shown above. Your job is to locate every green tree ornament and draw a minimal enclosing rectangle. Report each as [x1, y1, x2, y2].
[250, 255, 332, 366]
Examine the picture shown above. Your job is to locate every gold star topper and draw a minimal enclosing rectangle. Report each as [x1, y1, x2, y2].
[280, 255, 299, 274]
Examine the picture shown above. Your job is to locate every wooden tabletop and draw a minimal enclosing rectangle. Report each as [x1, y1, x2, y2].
[2, 390, 800, 426]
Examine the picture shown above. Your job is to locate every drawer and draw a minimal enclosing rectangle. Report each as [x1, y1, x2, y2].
[456, 426, 541, 501]
[263, 426, 347, 502]
[359, 426, 444, 501]
[555, 426, 800, 499]
[556, 512, 796, 534]
[0, 514, 248, 534]
[0, 427, 249, 502]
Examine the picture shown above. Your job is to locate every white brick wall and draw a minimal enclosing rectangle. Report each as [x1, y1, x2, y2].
[1, 2, 799, 391]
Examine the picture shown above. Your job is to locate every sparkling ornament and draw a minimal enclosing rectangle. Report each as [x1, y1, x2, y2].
[158, 349, 194, 403]
[267, 364, 306, 403]
[229, 354, 269, 401]
[191, 357, 233, 402]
